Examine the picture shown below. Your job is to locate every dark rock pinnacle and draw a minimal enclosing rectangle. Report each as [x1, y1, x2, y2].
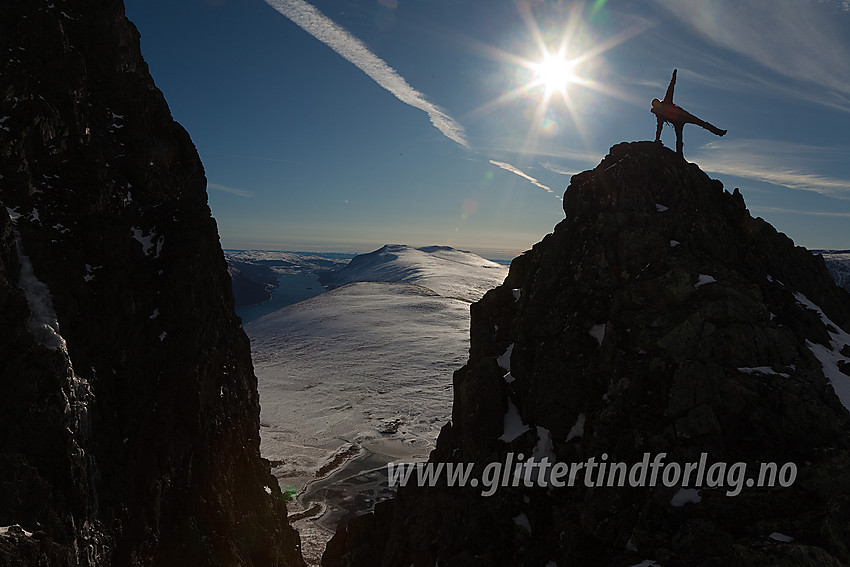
[0, 1, 304, 565]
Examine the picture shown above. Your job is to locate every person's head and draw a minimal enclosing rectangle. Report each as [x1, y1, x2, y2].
[651, 98, 661, 109]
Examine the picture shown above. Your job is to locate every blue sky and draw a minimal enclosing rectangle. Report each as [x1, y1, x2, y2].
[124, 0, 850, 259]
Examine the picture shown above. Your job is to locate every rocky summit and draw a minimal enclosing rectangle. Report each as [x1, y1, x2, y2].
[0, 1, 303, 565]
[323, 141, 850, 567]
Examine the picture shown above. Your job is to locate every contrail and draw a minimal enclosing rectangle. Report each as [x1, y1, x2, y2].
[265, 0, 469, 148]
[489, 160, 554, 194]
[208, 183, 254, 197]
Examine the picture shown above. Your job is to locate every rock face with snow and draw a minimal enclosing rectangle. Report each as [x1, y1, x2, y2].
[0, 1, 303, 565]
[323, 142, 850, 566]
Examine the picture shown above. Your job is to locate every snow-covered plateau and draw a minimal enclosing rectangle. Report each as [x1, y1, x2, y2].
[243, 245, 508, 564]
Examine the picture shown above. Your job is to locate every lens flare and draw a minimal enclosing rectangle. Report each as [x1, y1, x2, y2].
[538, 117, 560, 137]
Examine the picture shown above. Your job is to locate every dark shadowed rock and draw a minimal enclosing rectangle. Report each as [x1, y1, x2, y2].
[323, 142, 850, 566]
[0, 1, 303, 565]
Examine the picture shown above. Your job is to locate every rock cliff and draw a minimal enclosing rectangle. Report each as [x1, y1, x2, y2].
[323, 142, 850, 566]
[0, 1, 303, 565]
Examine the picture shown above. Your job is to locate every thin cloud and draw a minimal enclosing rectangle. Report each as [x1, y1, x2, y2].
[208, 183, 254, 197]
[489, 160, 554, 194]
[265, 0, 469, 148]
[693, 140, 850, 198]
[637, 37, 850, 114]
[751, 206, 850, 218]
[653, 0, 850, 105]
[478, 139, 603, 166]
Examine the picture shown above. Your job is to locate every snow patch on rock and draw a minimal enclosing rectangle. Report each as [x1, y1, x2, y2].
[499, 398, 530, 442]
[566, 413, 585, 442]
[589, 324, 606, 346]
[694, 274, 716, 289]
[794, 292, 850, 411]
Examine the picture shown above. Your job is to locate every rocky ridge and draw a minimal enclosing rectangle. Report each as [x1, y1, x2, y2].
[323, 141, 850, 566]
[0, 1, 303, 565]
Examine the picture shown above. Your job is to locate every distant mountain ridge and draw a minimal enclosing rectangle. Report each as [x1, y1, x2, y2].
[227, 259, 279, 306]
[224, 250, 352, 308]
[226, 249, 355, 272]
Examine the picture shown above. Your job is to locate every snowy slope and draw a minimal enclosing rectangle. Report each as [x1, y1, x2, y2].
[248, 245, 508, 564]
[321, 244, 508, 302]
[252, 282, 468, 486]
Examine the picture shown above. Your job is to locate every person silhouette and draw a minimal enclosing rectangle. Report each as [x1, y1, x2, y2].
[651, 69, 726, 157]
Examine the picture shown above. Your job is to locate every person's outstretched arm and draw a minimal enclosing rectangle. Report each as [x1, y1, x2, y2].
[663, 69, 677, 103]
[655, 116, 663, 141]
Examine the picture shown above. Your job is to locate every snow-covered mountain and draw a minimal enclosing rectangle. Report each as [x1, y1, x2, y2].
[247, 245, 508, 564]
[320, 244, 508, 302]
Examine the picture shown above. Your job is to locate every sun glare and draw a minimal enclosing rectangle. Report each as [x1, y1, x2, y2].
[532, 50, 577, 96]
[466, 2, 646, 157]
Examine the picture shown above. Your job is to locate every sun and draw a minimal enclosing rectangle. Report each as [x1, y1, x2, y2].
[531, 49, 578, 97]
[464, 1, 646, 153]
